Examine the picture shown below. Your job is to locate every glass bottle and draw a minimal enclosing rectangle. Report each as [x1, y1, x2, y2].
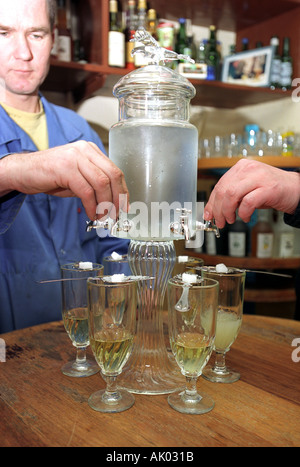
[228, 214, 248, 258]
[242, 37, 249, 51]
[244, 123, 260, 156]
[206, 25, 220, 80]
[281, 37, 293, 90]
[273, 210, 295, 258]
[176, 18, 188, 59]
[270, 36, 281, 89]
[134, 0, 148, 67]
[147, 9, 158, 40]
[196, 40, 208, 79]
[108, 0, 125, 68]
[251, 209, 274, 258]
[125, 0, 137, 70]
[57, 0, 72, 62]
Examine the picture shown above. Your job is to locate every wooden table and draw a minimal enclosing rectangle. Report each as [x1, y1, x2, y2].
[0, 315, 300, 448]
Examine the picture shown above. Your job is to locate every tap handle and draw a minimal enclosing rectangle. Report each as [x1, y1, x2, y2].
[196, 220, 220, 238]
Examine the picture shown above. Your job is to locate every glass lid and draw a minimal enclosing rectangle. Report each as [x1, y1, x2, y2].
[113, 64, 196, 100]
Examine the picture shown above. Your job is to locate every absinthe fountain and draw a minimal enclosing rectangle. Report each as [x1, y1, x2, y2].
[87, 29, 219, 394]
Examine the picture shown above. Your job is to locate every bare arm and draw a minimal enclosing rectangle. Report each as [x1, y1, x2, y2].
[204, 159, 300, 228]
[0, 141, 129, 220]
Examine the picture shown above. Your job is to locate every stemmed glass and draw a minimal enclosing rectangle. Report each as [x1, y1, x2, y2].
[202, 267, 246, 383]
[167, 275, 219, 414]
[87, 276, 137, 413]
[61, 262, 103, 378]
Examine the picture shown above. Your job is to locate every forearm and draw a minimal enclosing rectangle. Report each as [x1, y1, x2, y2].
[0, 154, 18, 197]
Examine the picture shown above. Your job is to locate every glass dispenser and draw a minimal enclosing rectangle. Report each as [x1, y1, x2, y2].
[87, 29, 219, 395]
[109, 64, 198, 242]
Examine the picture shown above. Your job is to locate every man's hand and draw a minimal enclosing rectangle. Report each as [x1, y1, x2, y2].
[204, 159, 300, 228]
[0, 141, 129, 220]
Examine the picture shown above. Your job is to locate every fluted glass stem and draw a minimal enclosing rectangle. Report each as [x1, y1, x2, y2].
[118, 240, 184, 395]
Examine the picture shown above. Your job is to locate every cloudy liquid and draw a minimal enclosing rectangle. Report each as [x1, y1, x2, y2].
[214, 309, 242, 351]
[109, 122, 198, 241]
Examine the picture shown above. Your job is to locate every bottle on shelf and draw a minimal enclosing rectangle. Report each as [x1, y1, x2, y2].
[195, 40, 208, 79]
[206, 25, 221, 80]
[56, 0, 72, 62]
[185, 19, 196, 60]
[273, 210, 295, 258]
[134, 0, 148, 67]
[147, 8, 158, 40]
[125, 0, 137, 70]
[157, 21, 175, 52]
[229, 44, 236, 55]
[108, 0, 125, 68]
[270, 36, 282, 89]
[244, 123, 260, 156]
[281, 37, 293, 90]
[228, 213, 248, 258]
[241, 37, 249, 51]
[281, 129, 294, 157]
[175, 18, 188, 56]
[251, 209, 274, 258]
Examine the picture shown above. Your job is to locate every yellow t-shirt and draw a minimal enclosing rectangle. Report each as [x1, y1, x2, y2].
[1, 100, 49, 151]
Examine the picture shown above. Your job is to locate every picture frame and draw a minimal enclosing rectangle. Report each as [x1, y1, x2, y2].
[221, 46, 274, 87]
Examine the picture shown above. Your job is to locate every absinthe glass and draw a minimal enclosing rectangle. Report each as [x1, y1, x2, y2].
[87, 277, 137, 413]
[201, 267, 246, 383]
[61, 263, 103, 378]
[167, 276, 219, 414]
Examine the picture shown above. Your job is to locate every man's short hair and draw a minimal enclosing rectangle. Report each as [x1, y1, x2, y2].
[47, 0, 57, 30]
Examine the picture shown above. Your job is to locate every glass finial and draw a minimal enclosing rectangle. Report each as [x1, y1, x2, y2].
[131, 27, 195, 66]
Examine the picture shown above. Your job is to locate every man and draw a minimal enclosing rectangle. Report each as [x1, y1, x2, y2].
[0, 0, 129, 333]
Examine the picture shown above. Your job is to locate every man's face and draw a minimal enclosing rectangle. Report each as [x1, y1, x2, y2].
[0, 0, 53, 99]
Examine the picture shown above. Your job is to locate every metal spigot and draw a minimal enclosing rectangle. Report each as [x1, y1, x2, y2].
[86, 218, 114, 232]
[86, 217, 133, 234]
[170, 208, 220, 241]
[196, 220, 220, 238]
[170, 208, 192, 241]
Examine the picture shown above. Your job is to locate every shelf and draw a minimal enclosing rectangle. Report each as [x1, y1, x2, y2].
[190, 80, 292, 108]
[41, 59, 128, 102]
[244, 288, 296, 303]
[151, 0, 300, 32]
[42, 59, 294, 106]
[198, 156, 300, 170]
[185, 252, 300, 270]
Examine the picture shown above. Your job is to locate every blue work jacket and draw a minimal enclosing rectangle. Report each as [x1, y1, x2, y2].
[0, 95, 129, 333]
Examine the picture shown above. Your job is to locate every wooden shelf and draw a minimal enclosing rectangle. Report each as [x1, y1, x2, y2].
[41, 0, 300, 104]
[42, 59, 294, 105]
[244, 288, 296, 303]
[198, 155, 300, 170]
[184, 252, 300, 270]
[41, 59, 128, 102]
[149, 0, 300, 32]
[190, 80, 292, 108]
